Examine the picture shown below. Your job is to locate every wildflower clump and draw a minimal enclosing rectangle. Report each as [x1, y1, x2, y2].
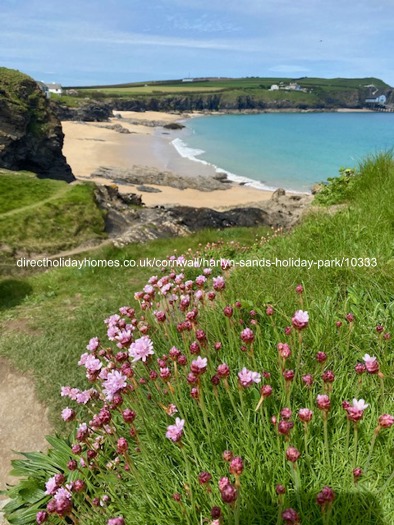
[5, 266, 394, 525]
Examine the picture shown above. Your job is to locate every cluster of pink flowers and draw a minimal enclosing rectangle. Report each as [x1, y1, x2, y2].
[42, 271, 393, 525]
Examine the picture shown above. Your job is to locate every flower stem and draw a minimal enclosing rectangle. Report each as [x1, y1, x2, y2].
[181, 445, 197, 524]
[323, 413, 331, 470]
[352, 423, 358, 469]
[234, 476, 241, 525]
[365, 427, 380, 473]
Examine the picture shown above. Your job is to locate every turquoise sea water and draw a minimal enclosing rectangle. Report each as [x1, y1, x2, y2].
[172, 112, 394, 192]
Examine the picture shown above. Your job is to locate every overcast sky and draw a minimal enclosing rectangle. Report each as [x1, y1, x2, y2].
[1, 0, 393, 86]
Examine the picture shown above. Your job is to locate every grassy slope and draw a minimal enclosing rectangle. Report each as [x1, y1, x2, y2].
[0, 154, 393, 426]
[0, 170, 106, 268]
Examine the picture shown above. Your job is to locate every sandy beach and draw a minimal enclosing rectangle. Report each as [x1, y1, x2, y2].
[62, 111, 273, 210]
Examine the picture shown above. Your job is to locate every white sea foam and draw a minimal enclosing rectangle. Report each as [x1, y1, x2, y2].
[171, 138, 280, 192]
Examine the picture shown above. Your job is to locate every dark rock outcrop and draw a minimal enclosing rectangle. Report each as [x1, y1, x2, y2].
[0, 68, 74, 182]
[52, 101, 113, 122]
[92, 183, 312, 247]
[91, 166, 232, 191]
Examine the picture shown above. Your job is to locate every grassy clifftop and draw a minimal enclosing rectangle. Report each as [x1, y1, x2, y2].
[0, 170, 106, 272]
[59, 76, 392, 111]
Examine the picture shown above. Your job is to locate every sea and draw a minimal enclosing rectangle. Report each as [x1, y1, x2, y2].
[171, 112, 394, 193]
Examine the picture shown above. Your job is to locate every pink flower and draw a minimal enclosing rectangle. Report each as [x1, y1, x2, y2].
[61, 407, 75, 422]
[86, 337, 100, 352]
[295, 284, 304, 294]
[36, 511, 48, 524]
[238, 367, 261, 387]
[191, 356, 208, 374]
[240, 327, 255, 343]
[282, 508, 300, 524]
[213, 276, 225, 291]
[84, 355, 102, 373]
[217, 363, 230, 378]
[116, 437, 128, 454]
[198, 471, 212, 484]
[316, 486, 335, 508]
[129, 336, 154, 363]
[362, 354, 379, 374]
[229, 456, 244, 475]
[353, 467, 363, 481]
[45, 475, 59, 495]
[346, 399, 368, 422]
[166, 418, 185, 442]
[286, 446, 301, 463]
[322, 370, 335, 383]
[298, 408, 313, 423]
[260, 384, 273, 398]
[107, 518, 125, 525]
[378, 414, 394, 428]
[266, 305, 274, 316]
[278, 420, 294, 436]
[316, 394, 331, 411]
[277, 343, 291, 359]
[302, 374, 314, 387]
[316, 351, 327, 363]
[280, 408, 292, 420]
[220, 482, 237, 503]
[291, 310, 309, 330]
[103, 371, 127, 401]
[283, 369, 295, 382]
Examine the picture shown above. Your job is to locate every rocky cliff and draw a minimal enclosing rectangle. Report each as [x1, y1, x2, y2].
[0, 68, 74, 182]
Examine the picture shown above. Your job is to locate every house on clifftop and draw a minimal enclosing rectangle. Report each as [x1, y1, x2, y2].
[44, 82, 63, 94]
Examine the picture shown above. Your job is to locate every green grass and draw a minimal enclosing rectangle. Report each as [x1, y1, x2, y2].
[0, 171, 106, 267]
[0, 226, 268, 427]
[2, 153, 394, 523]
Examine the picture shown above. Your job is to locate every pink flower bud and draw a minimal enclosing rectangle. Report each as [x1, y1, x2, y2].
[316, 351, 327, 363]
[277, 343, 291, 359]
[298, 408, 313, 423]
[260, 384, 273, 398]
[286, 446, 301, 463]
[355, 363, 366, 375]
[229, 456, 244, 476]
[378, 414, 394, 428]
[283, 369, 295, 382]
[280, 407, 292, 420]
[353, 467, 363, 481]
[275, 484, 286, 495]
[240, 327, 254, 343]
[222, 450, 233, 462]
[322, 370, 335, 383]
[266, 305, 274, 316]
[302, 374, 314, 387]
[278, 420, 294, 436]
[198, 471, 212, 484]
[316, 394, 331, 411]
[295, 284, 303, 294]
[316, 486, 335, 508]
[282, 508, 300, 524]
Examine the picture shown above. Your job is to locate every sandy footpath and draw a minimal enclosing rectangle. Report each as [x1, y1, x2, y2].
[62, 111, 273, 209]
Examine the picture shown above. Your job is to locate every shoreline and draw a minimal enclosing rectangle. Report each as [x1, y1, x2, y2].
[62, 107, 374, 209]
[62, 112, 276, 210]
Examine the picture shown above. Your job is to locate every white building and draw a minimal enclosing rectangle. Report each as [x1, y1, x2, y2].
[45, 83, 63, 94]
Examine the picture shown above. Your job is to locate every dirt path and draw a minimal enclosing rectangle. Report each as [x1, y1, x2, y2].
[0, 358, 52, 497]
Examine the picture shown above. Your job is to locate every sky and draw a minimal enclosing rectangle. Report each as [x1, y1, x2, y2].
[1, 0, 393, 87]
